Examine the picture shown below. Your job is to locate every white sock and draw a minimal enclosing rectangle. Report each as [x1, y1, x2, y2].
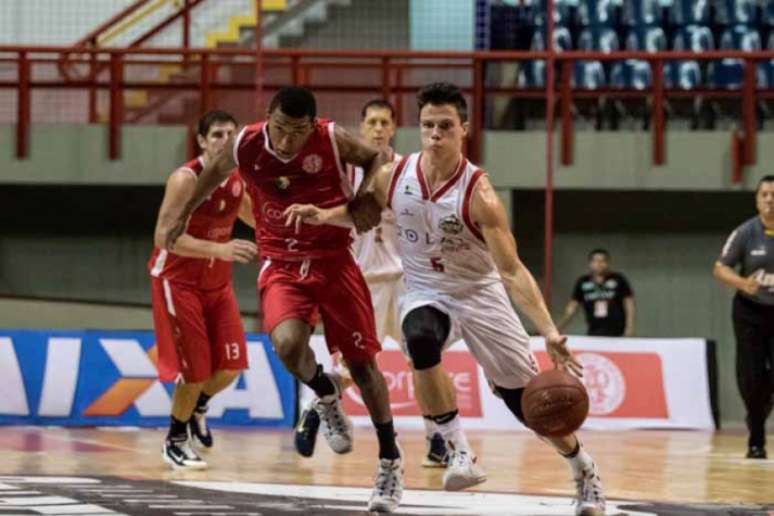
[423, 417, 438, 438]
[564, 442, 594, 478]
[436, 415, 471, 453]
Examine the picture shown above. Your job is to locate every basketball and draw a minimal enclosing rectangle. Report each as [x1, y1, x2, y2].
[521, 369, 589, 438]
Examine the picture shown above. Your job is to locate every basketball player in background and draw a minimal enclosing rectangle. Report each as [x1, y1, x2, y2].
[294, 99, 456, 469]
[149, 110, 257, 470]
[285, 83, 606, 514]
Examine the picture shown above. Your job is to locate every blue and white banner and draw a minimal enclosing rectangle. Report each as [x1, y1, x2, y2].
[0, 330, 295, 427]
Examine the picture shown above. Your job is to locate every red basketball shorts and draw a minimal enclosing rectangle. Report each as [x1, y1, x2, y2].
[151, 277, 247, 383]
[259, 251, 380, 363]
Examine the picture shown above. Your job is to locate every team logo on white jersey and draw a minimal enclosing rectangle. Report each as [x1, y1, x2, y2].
[302, 154, 323, 174]
[438, 214, 464, 235]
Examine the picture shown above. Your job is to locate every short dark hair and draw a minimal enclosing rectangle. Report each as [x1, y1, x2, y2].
[588, 248, 610, 260]
[757, 175, 774, 192]
[416, 82, 468, 123]
[197, 110, 237, 137]
[361, 99, 395, 121]
[268, 86, 317, 119]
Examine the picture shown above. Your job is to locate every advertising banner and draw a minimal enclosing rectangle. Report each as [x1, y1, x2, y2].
[0, 330, 295, 427]
[301, 335, 716, 431]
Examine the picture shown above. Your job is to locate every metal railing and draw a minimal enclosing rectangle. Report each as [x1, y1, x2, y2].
[3, 46, 771, 165]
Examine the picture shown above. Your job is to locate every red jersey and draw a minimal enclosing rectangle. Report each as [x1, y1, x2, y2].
[234, 119, 353, 260]
[148, 157, 245, 290]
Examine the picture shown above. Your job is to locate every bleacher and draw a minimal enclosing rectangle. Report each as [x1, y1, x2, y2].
[490, 0, 774, 129]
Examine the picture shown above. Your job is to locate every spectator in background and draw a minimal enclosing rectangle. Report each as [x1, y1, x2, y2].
[713, 175, 774, 460]
[558, 249, 636, 337]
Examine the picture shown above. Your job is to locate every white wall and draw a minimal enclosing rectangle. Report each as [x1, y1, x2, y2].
[0, 0, 254, 47]
[0, 0, 134, 45]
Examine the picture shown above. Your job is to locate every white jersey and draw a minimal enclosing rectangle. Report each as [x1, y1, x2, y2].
[348, 153, 403, 282]
[389, 152, 500, 295]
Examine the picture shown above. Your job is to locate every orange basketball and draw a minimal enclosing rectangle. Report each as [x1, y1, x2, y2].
[521, 369, 589, 437]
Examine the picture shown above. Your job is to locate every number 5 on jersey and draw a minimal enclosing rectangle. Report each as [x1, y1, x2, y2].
[430, 257, 445, 273]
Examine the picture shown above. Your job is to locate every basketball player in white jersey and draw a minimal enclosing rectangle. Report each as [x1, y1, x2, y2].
[294, 99, 456, 470]
[284, 83, 606, 514]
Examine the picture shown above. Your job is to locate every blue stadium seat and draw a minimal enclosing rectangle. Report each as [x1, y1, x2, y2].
[665, 25, 714, 90]
[573, 61, 606, 89]
[764, 0, 774, 26]
[577, 27, 620, 52]
[625, 26, 667, 52]
[573, 27, 619, 90]
[715, 0, 758, 26]
[577, 0, 617, 27]
[623, 0, 662, 27]
[611, 27, 666, 89]
[669, 0, 710, 26]
[532, 0, 573, 27]
[709, 26, 763, 89]
[611, 60, 653, 89]
[760, 33, 774, 88]
[519, 27, 573, 88]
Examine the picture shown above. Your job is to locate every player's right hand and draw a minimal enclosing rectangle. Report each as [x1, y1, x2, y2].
[741, 275, 760, 296]
[284, 204, 328, 233]
[217, 239, 258, 263]
[545, 332, 583, 378]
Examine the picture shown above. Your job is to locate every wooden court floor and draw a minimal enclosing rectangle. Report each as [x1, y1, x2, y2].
[1, 426, 773, 510]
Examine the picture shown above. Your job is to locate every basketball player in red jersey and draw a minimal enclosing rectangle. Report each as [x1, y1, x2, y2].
[285, 83, 606, 515]
[150, 111, 257, 470]
[294, 99, 459, 471]
[160, 87, 402, 513]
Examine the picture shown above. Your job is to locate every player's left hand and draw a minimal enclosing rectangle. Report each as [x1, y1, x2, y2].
[284, 204, 328, 234]
[545, 332, 583, 377]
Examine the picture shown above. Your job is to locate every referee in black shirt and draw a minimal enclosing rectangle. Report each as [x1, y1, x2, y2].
[714, 175, 774, 460]
[558, 249, 636, 337]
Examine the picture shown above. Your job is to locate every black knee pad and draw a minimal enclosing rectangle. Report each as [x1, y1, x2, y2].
[495, 385, 526, 425]
[402, 306, 450, 370]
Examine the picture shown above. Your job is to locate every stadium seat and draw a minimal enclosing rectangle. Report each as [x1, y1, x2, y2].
[519, 27, 573, 88]
[669, 0, 710, 26]
[576, 0, 618, 27]
[764, 0, 774, 26]
[573, 27, 618, 90]
[665, 25, 714, 90]
[715, 0, 758, 26]
[611, 27, 666, 89]
[709, 25, 763, 90]
[532, 0, 573, 27]
[623, 0, 662, 27]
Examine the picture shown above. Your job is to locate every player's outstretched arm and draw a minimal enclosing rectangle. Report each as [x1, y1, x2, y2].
[283, 161, 394, 232]
[153, 170, 257, 263]
[470, 175, 582, 376]
[160, 136, 237, 249]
